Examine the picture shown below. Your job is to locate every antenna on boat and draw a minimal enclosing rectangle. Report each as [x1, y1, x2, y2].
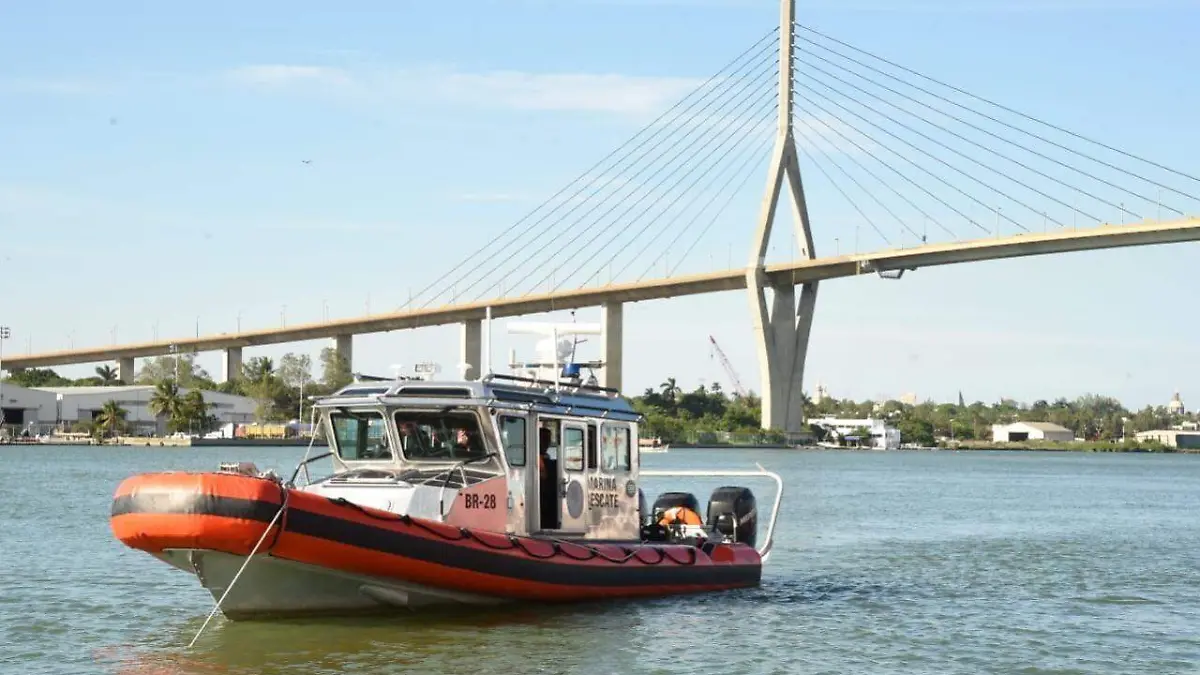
[506, 320, 602, 390]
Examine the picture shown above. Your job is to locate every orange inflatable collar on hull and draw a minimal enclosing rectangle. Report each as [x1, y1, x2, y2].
[110, 472, 284, 556]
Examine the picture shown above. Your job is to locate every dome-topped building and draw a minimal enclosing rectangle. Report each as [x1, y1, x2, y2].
[1168, 391, 1186, 415]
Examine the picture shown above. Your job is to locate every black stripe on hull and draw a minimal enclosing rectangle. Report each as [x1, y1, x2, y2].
[284, 508, 761, 589]
[111, 493, 280, 522]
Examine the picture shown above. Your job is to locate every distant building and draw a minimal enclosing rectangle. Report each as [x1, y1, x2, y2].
[991, 421, 1074, 443]
[1168, 391, 1186, 415]
[33, 385, 257, 435]
[1135, 430, 1200, 449]
[812, 382, 829, 405]
[0, 383, 59, 434]
[899, 392, 918, 406]
[812, 416, 900, 450]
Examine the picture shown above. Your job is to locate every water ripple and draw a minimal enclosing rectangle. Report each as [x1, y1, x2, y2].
[5, 447, 1200, 674]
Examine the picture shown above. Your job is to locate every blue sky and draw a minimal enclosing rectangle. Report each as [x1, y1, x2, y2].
[3, 0, 1200, 410]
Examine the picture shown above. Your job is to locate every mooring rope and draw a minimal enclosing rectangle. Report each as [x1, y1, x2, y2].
[187, 486, 288, 649]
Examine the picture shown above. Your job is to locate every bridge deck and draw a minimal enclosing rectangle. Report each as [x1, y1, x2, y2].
[5, 218, 1197, 369]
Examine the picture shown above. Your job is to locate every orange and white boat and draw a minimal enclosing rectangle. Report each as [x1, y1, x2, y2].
[110, 324, 782, 620]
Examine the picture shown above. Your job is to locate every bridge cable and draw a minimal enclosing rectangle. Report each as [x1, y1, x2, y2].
[565, 102, 778, 289]
[795, 53, 1143, 222]
[446, 45, 780, 304]
[472, 65, 776, 300]
[794, 46, 1182, 217]
[794, 119, 928, 242]
[439, 39, 778, 305]
[798, 145, 892, 247]
[791, 92, 987, 233]
[795, 68, 1090, 228]
[472, 65, 778, 299]
[401, 27, 779, 309]
[575, 108, 775, 286]
[795, 84, 1034, 232]
[794, 24, 1200, 200]
[530, 93, 779, 294]
[795, 114, 955, 240]
[641, 132, 776, 280]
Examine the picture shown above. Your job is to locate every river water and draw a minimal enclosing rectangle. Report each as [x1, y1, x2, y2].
[3, 445, 1199, 674]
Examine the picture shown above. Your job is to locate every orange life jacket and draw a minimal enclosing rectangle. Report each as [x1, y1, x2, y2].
[659, 506, 703, 527]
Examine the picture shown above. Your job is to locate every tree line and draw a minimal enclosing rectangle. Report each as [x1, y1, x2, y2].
[5, 361, 1191, 445]
[2, 347, 353, 437]
[632, 381, 1192, 446]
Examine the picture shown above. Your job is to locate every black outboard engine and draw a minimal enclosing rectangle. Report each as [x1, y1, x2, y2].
[705, 486, 758, 548]
[651, 491, 701, 519]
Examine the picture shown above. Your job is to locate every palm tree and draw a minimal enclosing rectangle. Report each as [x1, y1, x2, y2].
[660, 377, 681, 403]
[95, 365, 119, 386]
[94, 400, 128, 438]
[182, 389, 210, 434]
[149, 380, 185, 432]
[243, 357, 275, 383]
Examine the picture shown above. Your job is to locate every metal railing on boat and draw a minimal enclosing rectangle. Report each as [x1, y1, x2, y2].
[639, 464, 784, 563]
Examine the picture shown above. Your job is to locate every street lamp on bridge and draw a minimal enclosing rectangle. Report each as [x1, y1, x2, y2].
[0, 325, 10, 433]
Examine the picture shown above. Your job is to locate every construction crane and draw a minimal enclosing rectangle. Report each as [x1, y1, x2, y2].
[708, 335, 748, 397]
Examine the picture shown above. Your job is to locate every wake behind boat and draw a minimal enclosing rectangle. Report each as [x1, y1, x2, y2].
[109, 322, 782, 620]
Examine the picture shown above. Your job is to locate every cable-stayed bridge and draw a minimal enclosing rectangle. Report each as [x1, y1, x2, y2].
[7, 1, 1200, 435]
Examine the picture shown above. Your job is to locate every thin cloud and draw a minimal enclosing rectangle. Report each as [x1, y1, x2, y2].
[0, 77, 109, 96]
[223, 63, 708, 116]
[225, 65, 353, 89]
[456, 193, 529, 203]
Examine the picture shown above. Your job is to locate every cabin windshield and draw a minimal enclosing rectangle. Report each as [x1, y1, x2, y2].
[394, 410, 489, 462]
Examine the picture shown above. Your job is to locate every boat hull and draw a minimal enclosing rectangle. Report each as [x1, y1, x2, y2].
[157, 549, 502, 619]
[112, 472, 762, 618]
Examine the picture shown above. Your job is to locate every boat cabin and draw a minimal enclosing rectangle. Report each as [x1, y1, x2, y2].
[306, 373, 644, 540]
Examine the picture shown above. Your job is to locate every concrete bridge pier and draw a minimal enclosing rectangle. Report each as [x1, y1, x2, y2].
[222, 347, 243, 382]
[751, 280, 817, 435]
[118, 357, 135, 384]
[333, 334, 353, 374]
[460, 320, 482, 381]
[600, 303, 623, 391]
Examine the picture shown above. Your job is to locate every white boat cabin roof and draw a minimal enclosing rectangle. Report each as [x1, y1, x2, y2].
[314, 374, 641, 423]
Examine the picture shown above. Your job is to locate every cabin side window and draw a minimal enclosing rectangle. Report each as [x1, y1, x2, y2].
[600, 423, 631, 471]
[500, 416, 527, 467]
[562, 426, 585, 471]
[330, 411, 392, 461]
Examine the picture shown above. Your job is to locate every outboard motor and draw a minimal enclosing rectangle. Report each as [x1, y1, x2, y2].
[705, 486, 758, 548]
[651, 491, 702, 524]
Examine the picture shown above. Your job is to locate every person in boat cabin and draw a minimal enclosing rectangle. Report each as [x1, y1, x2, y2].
[454, 428, 470, 451]
[450, 427, 485, 458]
[397, 421, 429, 456]
[537, 425, 560, 530]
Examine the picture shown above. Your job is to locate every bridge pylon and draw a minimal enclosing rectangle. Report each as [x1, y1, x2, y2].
[747, 0, 815, 437]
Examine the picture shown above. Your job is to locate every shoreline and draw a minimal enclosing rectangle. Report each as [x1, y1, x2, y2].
[1, 437, 328, 448]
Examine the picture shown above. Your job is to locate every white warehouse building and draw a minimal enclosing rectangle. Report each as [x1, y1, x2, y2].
[33, 386, 257, 435]
[0, 384, 60, 435]
[991, 421, 1074, 443]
